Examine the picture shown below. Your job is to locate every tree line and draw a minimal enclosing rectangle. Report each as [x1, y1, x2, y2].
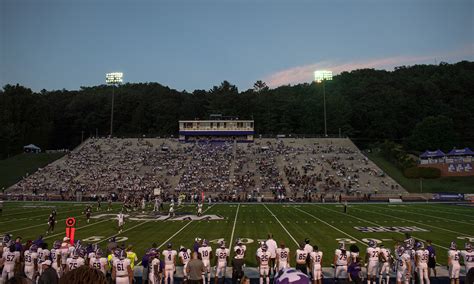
[1, 61, 473, 159]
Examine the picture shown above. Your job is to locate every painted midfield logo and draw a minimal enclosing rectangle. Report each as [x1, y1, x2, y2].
[354, 226, 429, 233]
[91, 213, 224, 221]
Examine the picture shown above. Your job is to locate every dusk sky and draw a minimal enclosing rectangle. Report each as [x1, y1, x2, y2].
[1, 0, 473, 92]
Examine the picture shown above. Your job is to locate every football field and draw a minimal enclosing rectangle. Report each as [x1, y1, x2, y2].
[1, 202, 473, 267]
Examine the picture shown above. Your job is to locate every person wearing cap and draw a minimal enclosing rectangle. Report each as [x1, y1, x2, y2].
[38, 260, 59, 284]
[187, 252, 205, 284]
[126, 245, 138, 270]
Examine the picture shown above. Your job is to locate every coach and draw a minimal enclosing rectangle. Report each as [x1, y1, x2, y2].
[186, 252, 205, 284]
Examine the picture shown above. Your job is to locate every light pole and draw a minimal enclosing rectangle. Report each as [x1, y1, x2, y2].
[314, 70, 333, 137]
[105, 72, 123, 137]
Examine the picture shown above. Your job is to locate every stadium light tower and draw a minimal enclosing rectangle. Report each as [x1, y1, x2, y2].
[314, 70, 333, 137]
[105, 72, 123, 137]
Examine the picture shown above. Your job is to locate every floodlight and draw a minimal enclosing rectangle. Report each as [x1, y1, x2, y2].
[314, 70, 332, 83]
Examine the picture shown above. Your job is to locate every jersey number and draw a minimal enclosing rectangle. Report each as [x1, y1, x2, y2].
[117, 263, 124, 271]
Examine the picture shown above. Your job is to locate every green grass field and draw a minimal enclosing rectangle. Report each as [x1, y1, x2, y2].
[1, 202, 472, 267]
[0, 153, 65, 190]
[367, 152, 474, 193]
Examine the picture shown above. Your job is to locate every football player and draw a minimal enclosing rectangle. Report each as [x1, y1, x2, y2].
[378, 243, 391, 284]
[334, 242, 350, 283]
[169, 204, 175, 217]
[414, 241, 430, 284]
[266, 234, 277, 276]
[24, 244, 39, 281]
[234, 239, 246, 259]
[304, 239, 313, 254]
[1, 242, 20, 282]
[448, 241, 461, 284]
[66, 247, 85, 272]
[117, 211, 125, 233]
[276, 242, 290, 271]
[46, 213, 56, 235]
[405, 243, 416, 284]
[148, 249, 161, 284]
[396, 245, 411, 284]
[85, 205, 92, 223]
[366, 239, 380, 284]
[214, 241, 230, 284]
[37, 243, 51, 275]
[296, 242, 309, 275]
[198, 239, 213, 284]
[50, 240, 62, 277]
[141, 197, 146, 213]
[197, 203, 203, 217]
[256, 243, 271, 284]
[310, 245, 323, 284]
[162, 243, 177, 284]
[90, 248, 108, 275]
[460, 243, 473, 283]
[179, 245, 192, 282]
[112, 249, 133, 284]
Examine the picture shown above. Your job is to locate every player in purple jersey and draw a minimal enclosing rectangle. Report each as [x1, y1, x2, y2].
[426, 240, 437, 278]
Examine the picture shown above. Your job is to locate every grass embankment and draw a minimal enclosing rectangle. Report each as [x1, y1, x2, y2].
[0, 153, 65, 190]
[367, 152, 474, 193]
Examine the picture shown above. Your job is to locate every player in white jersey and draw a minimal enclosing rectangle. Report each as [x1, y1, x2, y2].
[276, 242, 290, 271]
[257, 244, 272, 284]
[396, 246, 412, 284]
[460, 243, 474, 282]
[149, 249, 161, 284]
[59, 237, 72, 274]
[117, 211, 125, 233]
[163, 243, 178, 284]
[66, 247, 85, 272]
[296, 242, 309, 275]
[378, 244, 391, 284]
[1, 244, 20, 282]
[447, 241, 461, 284]
[169, 204, 175, 217]
[405, 244, 416, 284]
[112, 250, 133, 284]
[50, 240, 62, 277]
[37, 244, 51, 275]
[214, 241, 230, 284]
[90, 248, 108, 275]
[141, 198, 146, 213]
[414, 242, 430, 284]
[199, 239, 213, 284]
[304, 239, 314, 254]
[234, 239, 246, 259]
[24, 244, 39, 281]
[366, 240, 381, 284]
[197, 203, 203, 216]
[266, 234, 277, 276]
[310, 245, 323, 284]
[334, 242, 350, 281]
[179, 246, 192, 281]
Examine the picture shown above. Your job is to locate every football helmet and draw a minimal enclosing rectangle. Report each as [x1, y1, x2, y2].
[450, 241, 457, 250]
[415, 241, 424, 250]
[202, 239, 208, 246]
[465, 243, 472, 251]
[53, 240, 61, 250]
[396, 245, 405, 256]
[73, 248, 85, 258]
[118, 249, 127, 260]
[368, 240, 376, 248]
[180, 246, 186, 252]
[338, 242, 346, 250]
[261, 244, 268, 251]
[167, 243, 172, 249]
[30, 244, 39, 252]
[96, 248, 103, 258]
[220, 241, 226, 248]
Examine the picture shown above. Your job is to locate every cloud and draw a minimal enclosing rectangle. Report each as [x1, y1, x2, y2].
[264, 45, 474, 88]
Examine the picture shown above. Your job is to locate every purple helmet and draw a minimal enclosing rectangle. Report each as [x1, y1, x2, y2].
[368, 240, 376, 248]
[30, 244, 39, 252]
[96, 248, 103, 258]
[53, 240, 61, 250]
[274, 268, 310, 284]
[450, 241, 457, 250]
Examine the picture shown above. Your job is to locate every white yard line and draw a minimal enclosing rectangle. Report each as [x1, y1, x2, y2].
[353, 206, 473, 238]
[373, 205, 474, 226]
[158, 205, 214, 248]
[96, 220, 153, 245]
[319, 205, 450, 250]
[229, 203, 240, 247]
[0, 207, 84, 224]
[263, 204, 299, 247]
[43, 219, 110, 240]
[293, 207, 367, 247]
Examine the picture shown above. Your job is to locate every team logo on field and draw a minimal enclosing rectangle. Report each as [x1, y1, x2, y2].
[354, 226, 429, 233]
[91, 213, 224, 221]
